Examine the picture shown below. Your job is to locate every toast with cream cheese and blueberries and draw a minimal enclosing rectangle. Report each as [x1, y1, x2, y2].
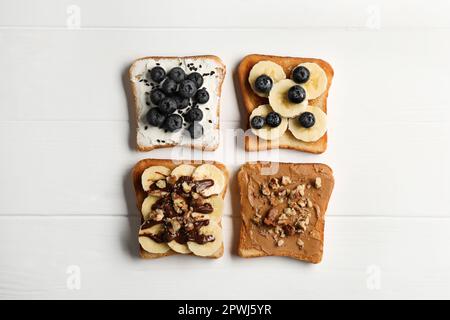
[129, 56, 226, 151]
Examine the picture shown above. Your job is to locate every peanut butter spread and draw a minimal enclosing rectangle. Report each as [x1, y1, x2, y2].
[238, 162, 334, 263]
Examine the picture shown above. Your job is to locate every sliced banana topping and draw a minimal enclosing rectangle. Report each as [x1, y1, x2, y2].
[288, 106, 327, 142]
[192, 164, 225, 197]
[249, 104, 288, 141]
[295, 62, 327, 100]
[139, 224, 170, 254]
[203, 196, 224, 221]
[248, 61, 286, 97]
[168, 241, 191, 254]
[187, 221, 223, 257]
[170, 164, 196, 180]
[141, 195, 159, 220]
[269, 79, 308, 118]
[141, 166, 171, 191]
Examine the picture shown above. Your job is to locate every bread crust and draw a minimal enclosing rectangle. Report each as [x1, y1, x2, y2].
[237, 54, 334, 154]
[237, 162, 334, 263]
[129, 55, 226, 152]
[132, 158, 229, 259]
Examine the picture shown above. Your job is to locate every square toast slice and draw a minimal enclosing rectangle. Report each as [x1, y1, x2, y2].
[237, 54, 334, 154]
[132, 159, 229, 259]
[129, 55, 226, 152]
[237, 162, 334, 263]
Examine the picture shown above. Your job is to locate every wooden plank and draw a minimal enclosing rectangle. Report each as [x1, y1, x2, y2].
[0, 216, 448, 299]
[1, 29, 450, 123]
[1, 0, 450, 28]
[0, 120, 449, 217]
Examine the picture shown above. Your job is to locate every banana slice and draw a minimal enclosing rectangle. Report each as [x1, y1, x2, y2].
[187, 221, 223, 257]
[170, 164, 196, 180]
[288, 106, 327, 142]
[204, 196, 224, 221]
[248, 61, 286, 97]
[268, 79, 308, 118]
[139, 224, 170, 254]
[192, 164, 225, 197]
[141, 166, 171, 191]
[168, 241, 191, 254]
[295, 62, 327, 100]
[249, 104, 288, 140]
[141, 195, 159, 220]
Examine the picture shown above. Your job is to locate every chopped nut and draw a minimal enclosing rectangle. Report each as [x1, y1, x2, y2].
[264, 208, 278, 226]
[307, 199, 313, 208]
[156, 179, 167, 189]
[277, 213, 289, 225]
[191, 212, 206, 220]
[261, 184, 271, 196]
[191, 192, 200, 199]
[269, 178, 280, 190]
[283, 207, 295, 216]
[277, 239, 285, 247]
[296, 238, 304, 249]
[171, 220, 181, 232]
[155, 212, 164, 221]
[182, 181, 192, 193]
[283, 225, 296, 236]
[185, 222, 194, 231]
[298, 200, 306, 208]
[281, 176, 292, 186]
[252, 213, 262, 225]
[315, 177, 322, 189]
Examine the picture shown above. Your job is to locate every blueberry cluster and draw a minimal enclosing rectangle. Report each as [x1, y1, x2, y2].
[145, 65, 210, 139]
[250, 112, 282, 129]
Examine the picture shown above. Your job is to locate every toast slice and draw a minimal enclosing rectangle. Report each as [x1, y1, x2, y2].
[237, 162, 334, 263]
[132, 158, 229, 259]
[237, 54, 334, 154]
[129, 55, 226, 152]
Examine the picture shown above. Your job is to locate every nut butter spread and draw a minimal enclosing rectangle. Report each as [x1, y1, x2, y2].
[238, 162, 334, 262]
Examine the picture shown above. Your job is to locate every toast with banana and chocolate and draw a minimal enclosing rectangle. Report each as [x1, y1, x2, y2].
[237, 54, 334, 154]
[132, 159, 229, 259]
[237, 162, 334, 263]
[129, 55, 226, 151]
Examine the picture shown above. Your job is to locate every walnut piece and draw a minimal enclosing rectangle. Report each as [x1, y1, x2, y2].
[315, 177, 322, 189]
[297, 238, 304, 249]
[277, 239, 285, 247]
[264, 208, 278, 226]
[281, 176, 292, 186]
[156, 179, 167, 189]
[182, 181, 192, 193]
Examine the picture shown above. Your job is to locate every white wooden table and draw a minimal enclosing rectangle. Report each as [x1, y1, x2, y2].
[1, 0, 450, 299]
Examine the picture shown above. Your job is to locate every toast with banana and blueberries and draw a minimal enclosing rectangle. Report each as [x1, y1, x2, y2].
[237, 54, 334, 154]
[129, 55, 226, 152]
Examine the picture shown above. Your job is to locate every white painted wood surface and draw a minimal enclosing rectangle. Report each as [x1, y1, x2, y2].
[0, 0, 449, 299]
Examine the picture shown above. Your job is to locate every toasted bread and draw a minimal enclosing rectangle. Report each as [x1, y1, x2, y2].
[237, 162, 334, 263]
[129, 55, 226, 152]
[132, 158, 229, 259]
[237, 54, 334, 154]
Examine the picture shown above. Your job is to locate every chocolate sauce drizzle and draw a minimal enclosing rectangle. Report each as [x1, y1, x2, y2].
[142, 176, 216, 245]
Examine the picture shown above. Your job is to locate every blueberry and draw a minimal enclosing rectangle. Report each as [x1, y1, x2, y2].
[292, 66, 310, 84]
[164, 114, 183, 132]
[298, 112, 315, 128]
[187, 72, 204, 88]
[168, 67, 185, 83]
[174, 95, 189, 109]
[287, 85, 306, 104]
[254, 75, 273, 94]
[185, 108, 203, 122]
[187, 122, 204, 139]
[178, 80, 198, 98]
[162, 79, 178, 95]
[148, 66, 166, 83]
[146, 108, 165, 127]
[266, 112, 282, 128]
[158, 97, 177, 115]
[250, 116, 265, 129]
[149, 88, 166, 105]
[195, 88, 210, 104]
